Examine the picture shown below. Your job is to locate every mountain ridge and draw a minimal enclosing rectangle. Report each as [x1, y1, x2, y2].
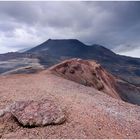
[0, 39, 140, 86]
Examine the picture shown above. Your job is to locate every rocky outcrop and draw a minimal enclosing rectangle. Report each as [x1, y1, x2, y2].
[0, 100, 66, 127]
[49, 58, 120, 99]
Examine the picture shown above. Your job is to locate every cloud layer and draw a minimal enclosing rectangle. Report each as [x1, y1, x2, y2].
[0, 1, 140, 57]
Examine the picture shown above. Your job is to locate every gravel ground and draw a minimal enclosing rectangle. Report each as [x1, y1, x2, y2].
[0, 71, 140, 139]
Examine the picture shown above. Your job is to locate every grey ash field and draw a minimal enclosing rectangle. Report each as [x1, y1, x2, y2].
[0, 39, 140, 139]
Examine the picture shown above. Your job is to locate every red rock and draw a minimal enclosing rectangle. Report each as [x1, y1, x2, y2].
[10, 100, 66, 127]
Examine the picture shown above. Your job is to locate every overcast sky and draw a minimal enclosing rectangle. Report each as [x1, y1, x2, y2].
[0, 1, 140, 58]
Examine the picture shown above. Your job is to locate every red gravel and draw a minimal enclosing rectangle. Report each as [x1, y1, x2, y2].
[0, 72, 140, 139]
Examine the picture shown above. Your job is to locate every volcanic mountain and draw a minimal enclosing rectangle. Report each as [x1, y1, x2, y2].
[0, 39, 140, 87]
[28, 39, 140, 86]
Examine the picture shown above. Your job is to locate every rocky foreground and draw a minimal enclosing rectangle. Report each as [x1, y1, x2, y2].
[0, 59, 140, 139]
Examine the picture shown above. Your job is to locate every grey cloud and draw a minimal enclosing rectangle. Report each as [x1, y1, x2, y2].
[0, 1, 140, 57]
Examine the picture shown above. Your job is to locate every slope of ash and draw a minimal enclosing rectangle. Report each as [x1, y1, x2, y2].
[0, 71, 140, 139]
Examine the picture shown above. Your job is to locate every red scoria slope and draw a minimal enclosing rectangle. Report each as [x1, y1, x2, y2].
[48, 58, 120, 99]
[0, 59, 140, 139]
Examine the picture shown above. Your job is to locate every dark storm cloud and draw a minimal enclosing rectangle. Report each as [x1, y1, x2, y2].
[0, 1, 140, 57]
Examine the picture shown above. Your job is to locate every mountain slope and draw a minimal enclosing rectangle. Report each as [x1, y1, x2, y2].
[48, 58, 120, 99]
[27, 39, 140, 86]
[27, 39, 117, 61]
[0, 69, 140, 138]
[48, 58, 140, 105]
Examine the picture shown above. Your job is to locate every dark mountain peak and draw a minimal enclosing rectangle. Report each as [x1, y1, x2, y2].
[45, 38, 86, 46]
[27, 38, 118, 63]
[47, 38, 81, 42]
[27, 39, 87, 53]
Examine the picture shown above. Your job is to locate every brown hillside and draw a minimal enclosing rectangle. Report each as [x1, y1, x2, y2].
[49, 58, 120, 99]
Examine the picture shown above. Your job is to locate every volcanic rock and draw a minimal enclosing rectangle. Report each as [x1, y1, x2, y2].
[10, 100, 66, 127]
